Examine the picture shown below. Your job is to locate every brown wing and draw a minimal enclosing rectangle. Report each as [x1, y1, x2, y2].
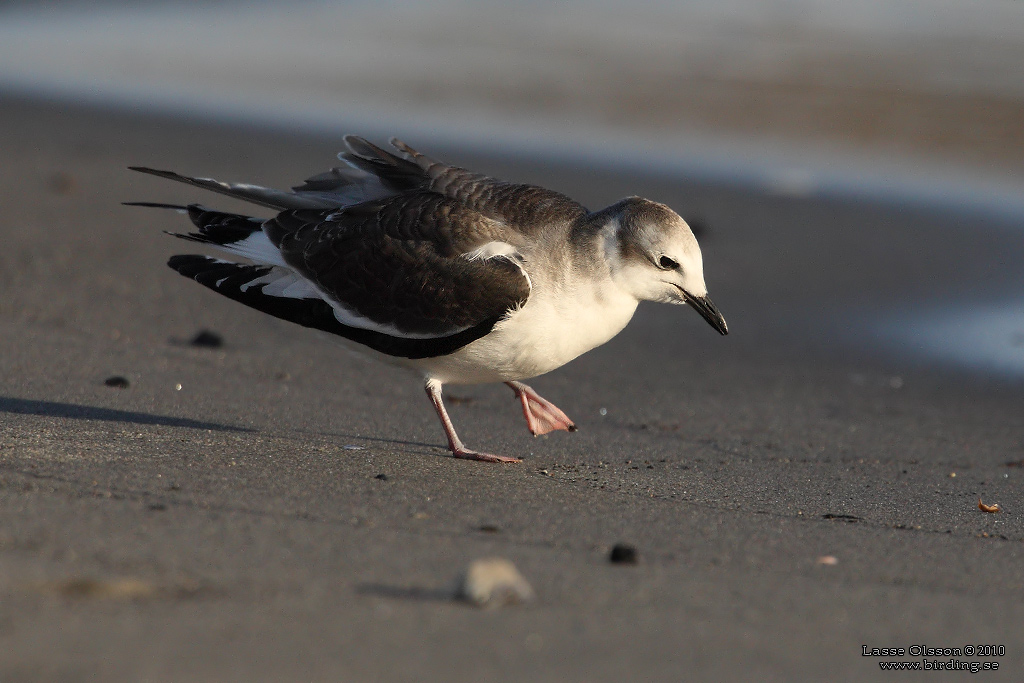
[340, 136, 589, 233]
[262, 191, 531, 338]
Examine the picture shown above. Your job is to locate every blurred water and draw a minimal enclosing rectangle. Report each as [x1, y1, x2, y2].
[876, 304, 1024, 379]
[2, 0, 1023, 212]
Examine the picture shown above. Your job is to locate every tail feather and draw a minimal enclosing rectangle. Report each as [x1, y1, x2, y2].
[129, 137, 427, 213]
[290, 165, 392, 206]
[338, 135, 427, 193]
[129, 166, 339, 211]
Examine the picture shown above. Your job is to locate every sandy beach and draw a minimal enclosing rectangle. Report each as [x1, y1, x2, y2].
[1, 93, 1023, 681]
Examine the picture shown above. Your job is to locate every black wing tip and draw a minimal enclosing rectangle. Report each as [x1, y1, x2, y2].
[123, 201, 190, 210]
[164, 231, 213, 245]
[128, 166, 176, 177]
[167, 253, 218, 274]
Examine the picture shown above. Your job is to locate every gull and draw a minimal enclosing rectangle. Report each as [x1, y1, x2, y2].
[128, 137, 728, 463]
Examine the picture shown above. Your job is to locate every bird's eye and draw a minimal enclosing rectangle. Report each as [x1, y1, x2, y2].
[658, 255, 679, 270]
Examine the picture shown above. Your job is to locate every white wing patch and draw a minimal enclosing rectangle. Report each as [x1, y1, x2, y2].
[461, 240, 532, 293]
[328, 301, 473, 340]
[215, 230, 288, 267]
[238, 267, 318, 299]
[461, 241, 519, 261]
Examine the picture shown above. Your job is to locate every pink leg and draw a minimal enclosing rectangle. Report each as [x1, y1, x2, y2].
[505, 381, 577, 436]
[425, 380, 520, 463]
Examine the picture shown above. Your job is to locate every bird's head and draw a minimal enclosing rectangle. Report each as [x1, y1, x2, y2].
[604, 197, 728, 335]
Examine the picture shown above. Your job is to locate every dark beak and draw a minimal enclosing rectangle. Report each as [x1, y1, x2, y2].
[683, 292, 729, 335]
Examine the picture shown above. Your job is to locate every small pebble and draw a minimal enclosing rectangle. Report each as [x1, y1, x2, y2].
[478, 524, 500, 533]
[459, 558, 534, 608]
[342, 445, 365, 451]
[374, 473, 389, 481]
[816, 555, 839, 566]
[104, 376, 130, 389]
[609, 543, 638, 564]
[189, 330, 223, 348]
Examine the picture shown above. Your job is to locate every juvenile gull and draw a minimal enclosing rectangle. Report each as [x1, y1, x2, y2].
[128, 137, 728, 463]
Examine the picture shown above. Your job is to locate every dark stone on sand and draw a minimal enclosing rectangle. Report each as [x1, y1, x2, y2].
[609, 543, 638, 564]
[104, 376, 130, 389]
[374, 473, 389, 481]
[189, 330, 224, 348]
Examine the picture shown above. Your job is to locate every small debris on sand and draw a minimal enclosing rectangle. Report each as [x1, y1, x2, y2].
[374, 473, 389, 481]
[822, 514, 862, 523]
[609, 543, 638, 564]
[978, 498, 1001, 513]
[816, 555, 839, 566]
[103, 376, 129, 389]
[459, 557, 534, 608]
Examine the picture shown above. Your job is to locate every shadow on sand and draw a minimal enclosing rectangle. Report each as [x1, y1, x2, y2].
[0, 396, 251, 432]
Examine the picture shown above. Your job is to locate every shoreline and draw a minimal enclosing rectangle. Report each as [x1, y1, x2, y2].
[6, 80, 1024, 225]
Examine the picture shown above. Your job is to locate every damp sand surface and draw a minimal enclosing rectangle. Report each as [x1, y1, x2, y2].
[0, 96, 1022, 681]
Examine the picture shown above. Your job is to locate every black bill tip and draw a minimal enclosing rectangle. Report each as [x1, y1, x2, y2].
[683, 292, 728, 335]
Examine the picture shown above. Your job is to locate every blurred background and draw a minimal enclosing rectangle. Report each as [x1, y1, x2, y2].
[1, 0, 1023, 202]
[2, 0, 1023, 373]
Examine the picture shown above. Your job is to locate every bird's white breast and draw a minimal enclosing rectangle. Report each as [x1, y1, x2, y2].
[413, 276, 638, 385]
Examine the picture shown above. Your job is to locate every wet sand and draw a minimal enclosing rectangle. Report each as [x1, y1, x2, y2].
[1, 94, 1023, 681]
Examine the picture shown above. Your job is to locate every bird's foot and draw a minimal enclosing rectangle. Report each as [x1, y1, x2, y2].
[507, 381, 577, 436]
[452, 447, 521, 464]
[426, 380, 521, 464]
